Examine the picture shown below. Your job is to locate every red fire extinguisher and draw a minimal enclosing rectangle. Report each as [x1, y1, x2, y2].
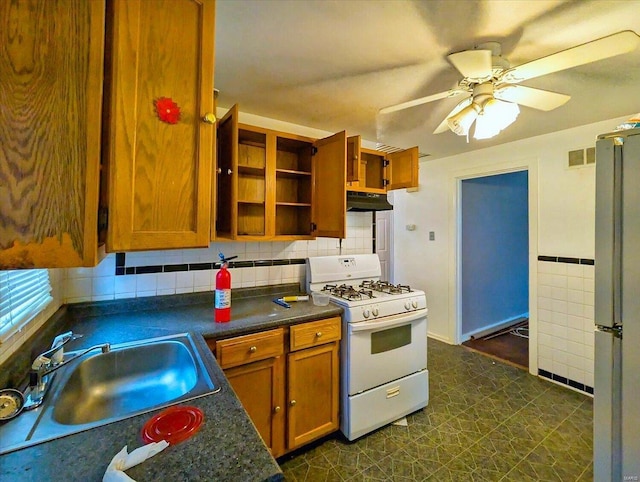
[215, 253, 236, 323]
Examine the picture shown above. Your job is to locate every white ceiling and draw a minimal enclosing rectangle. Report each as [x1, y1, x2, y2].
[215, 0, 640, 160]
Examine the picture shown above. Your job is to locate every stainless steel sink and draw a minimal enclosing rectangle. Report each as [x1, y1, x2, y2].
[0, 333, 220, 454]
[53, 339, 200, 425]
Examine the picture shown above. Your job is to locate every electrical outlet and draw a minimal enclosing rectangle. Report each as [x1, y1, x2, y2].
[429, 231, 435, 241]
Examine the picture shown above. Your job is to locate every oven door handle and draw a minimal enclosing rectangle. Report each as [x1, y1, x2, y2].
[350, 308, 428, 333]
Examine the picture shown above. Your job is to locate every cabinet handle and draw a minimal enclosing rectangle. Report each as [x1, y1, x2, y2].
[249, 346, 257, 353]
[202, 113, 216, 124]
[290, 400, 297, 407]
[227, 169, 233, 175]
[315, 332, 322, 338]
[274, 406, 281, 413]
[216, 168, 222, 174]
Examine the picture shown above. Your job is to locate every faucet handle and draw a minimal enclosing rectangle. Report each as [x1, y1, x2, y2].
[50, 331, 82, 349]
[37, 332, 83, 363]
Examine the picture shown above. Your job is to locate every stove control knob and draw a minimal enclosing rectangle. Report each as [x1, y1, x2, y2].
[363, 309, 370, 319]
[372, 307, 379, 317]
[404, 301, 411, 311]
[411, 300, 418, 309]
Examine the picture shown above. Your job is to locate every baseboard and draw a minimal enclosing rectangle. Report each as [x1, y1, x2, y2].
[538, 368, 593, 396]
[461, 313, 529, 342]
[427, 332, 453, 344]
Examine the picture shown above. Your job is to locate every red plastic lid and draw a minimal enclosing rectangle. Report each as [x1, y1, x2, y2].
[141, 406, 204, 445]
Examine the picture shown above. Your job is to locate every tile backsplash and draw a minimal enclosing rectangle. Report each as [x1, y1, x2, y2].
[537, 258, 595, 393]
[60, 212, 374, 304]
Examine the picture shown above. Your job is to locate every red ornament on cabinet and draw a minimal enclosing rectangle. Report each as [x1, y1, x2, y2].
[154, 97, 181, 124]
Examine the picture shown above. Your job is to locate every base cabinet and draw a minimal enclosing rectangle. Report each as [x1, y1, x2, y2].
[287, 342, 340, 450]
[213, 317, 341, 458]
[224, 354, 286, 455]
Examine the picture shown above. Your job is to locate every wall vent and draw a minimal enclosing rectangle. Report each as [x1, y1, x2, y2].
[568, 147, 596, 167]
[375, 142, 430, 159]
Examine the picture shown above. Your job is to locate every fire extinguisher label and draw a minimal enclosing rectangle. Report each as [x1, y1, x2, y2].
[215, 289, 231, 309]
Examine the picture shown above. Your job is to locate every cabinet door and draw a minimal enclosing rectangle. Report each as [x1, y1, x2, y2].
[106, 0, 215, 251]
[215, 104, 239, 239]
[312, 131, 346, 238]
[0, 0, 105, 268]
[287, 342, 340, 449]
[224, 356, 286, 457]
[346, 135, 361, 183]
[387, 146, 419, 190]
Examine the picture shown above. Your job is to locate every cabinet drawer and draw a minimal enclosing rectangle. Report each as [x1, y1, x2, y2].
[290, 317, 341, 351]
[216, 328, 284, 369]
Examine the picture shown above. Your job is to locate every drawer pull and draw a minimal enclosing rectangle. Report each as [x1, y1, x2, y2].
[290, 400, 297, 407]
[249, 346, 257, 353]
[315, 332, 322, 338]
[274, 406, 281, 413]
[386, 386, 400, 399]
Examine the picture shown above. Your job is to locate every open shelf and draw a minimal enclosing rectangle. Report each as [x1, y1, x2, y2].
[276, 168, 311, 178]
[276, 204, 311, 236]
[238, 203, 265, 236]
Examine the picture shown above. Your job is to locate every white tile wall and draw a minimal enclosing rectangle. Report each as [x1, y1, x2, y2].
[537, 260, 595, 389]
[60, 212, 374, 303]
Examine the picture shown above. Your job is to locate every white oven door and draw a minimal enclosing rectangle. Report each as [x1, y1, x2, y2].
[347, 308, 427, 395]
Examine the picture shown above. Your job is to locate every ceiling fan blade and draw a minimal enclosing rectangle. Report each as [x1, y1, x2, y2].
[447, 49, 492, 79]
[379, 89, 466, 115]
[433, 97, 472, 134]
[502, 30, 640, 83]
[495, 85, 570, 111]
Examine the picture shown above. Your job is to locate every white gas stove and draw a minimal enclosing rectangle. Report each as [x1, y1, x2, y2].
[306, 254, 429, 441]
[306, 255, 427, 323]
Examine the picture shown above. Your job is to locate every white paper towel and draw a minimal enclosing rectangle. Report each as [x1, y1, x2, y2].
[103, 441, 169, 482]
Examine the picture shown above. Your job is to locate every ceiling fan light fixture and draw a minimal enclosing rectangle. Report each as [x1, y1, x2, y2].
[473, 98, 520, 140]
[447, 103, 480, 136]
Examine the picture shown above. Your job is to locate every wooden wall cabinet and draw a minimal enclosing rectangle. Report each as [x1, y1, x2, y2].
[346, 136, 419, 193]
[216, 105, 346, 240]
[104, 0, 216, 252]
[0, 0, 105, 269]
[213, 317, 341, 458]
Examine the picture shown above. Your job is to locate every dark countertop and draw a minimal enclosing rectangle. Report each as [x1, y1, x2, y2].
[0, 285, 342, 482]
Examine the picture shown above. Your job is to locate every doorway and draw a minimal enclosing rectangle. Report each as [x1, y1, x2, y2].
[459, 171, 529, 368]
[375, 210, 394, 282]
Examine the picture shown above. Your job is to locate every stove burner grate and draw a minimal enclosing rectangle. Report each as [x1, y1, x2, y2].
[360, 280, 412, 295]
[321, 284, 376, 301]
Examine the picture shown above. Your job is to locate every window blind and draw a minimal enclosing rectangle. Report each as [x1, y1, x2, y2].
[0, 270, 52, 342]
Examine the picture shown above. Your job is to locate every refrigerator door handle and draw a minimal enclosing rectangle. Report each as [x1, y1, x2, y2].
[594, 329, 622, 482]
[595, 138, 620, 328]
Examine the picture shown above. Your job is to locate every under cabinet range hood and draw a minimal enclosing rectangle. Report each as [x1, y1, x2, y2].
[346, 192, 393, 212]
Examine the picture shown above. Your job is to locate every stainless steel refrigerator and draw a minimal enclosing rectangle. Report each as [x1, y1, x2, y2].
[595, 126, 640, 481]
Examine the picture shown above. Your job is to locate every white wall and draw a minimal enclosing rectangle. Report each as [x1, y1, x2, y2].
[392, 114, 631, 349]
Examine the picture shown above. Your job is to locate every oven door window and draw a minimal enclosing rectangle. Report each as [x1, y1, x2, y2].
[371, 324, 411, 354]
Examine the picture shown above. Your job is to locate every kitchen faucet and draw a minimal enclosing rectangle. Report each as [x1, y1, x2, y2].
[23, 332, 111, 410]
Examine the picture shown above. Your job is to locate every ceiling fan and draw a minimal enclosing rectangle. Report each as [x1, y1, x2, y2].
[379, 30, 640, 140]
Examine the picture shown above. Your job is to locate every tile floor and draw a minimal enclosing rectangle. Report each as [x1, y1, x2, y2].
[279, 338, 593, 481]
